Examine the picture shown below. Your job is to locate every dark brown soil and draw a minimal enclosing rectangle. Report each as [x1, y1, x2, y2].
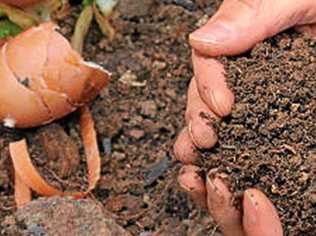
[0, 1, 224, 235]
[2, 1, 314, 235]
[201, 32, 316, 235]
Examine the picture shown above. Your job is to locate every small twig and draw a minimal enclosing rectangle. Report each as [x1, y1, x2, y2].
[0, 202, 15, 211]
[281, 144, 297, 155]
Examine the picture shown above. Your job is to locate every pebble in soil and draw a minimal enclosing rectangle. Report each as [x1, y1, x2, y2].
[0, 197, 130, 236]
[199, 32, 316, 235]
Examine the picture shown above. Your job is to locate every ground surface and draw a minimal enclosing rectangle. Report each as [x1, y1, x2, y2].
[0, 1, 223, 235]
[0, 0, 315, 236]
[201, 32, 316, 235]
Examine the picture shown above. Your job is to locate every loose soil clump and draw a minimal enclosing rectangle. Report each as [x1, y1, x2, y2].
[201, 32, 316, 235]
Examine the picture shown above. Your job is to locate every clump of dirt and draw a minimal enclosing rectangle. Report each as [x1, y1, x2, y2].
[34, 123, 80, 178]
[201, 32, 316, 235]
[1, 197, 130, 236]
[29, 122, 88, 192]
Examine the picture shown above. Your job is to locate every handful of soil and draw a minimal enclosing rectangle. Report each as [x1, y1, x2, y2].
[200, 32, 316, 235]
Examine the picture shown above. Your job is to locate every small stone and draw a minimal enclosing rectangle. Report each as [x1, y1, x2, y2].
[119, 70, 137, 83]
[119, 70, 147, 87]
[129, 129, 145, 139]
[112, 151, 126, 160]
[298, 172, 309, 183]
[153, 61, 167, 70]
[310, 192, 316, 205]
[1, 197, 130, 236]
[98, 39, 108, 49]
[290, 103, 300, 112]
[105, 195, 142, 215]
[143, 119, 157, 133]
[271, 184, 278, 194]
[165, 89, 176, 99]
[139, 232, 153, 236]
[195, 14, 209, 27]
[140, 100, 157, 118]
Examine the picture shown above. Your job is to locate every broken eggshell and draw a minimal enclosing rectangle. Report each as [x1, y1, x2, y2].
[0, 22, 110, 128]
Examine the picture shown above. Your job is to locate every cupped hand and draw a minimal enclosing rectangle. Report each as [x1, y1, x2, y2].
[174, 0, 316, 164]
[178, 166, 283, 236]
[174, 0, 316, 235]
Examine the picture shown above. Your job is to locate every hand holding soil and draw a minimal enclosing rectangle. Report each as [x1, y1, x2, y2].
[175, 0, 316, 235]
[0, 1, 315, 235]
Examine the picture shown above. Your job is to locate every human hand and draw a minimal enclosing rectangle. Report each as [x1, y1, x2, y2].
[178, 166, 283, 236]
[174, 0, 316, 163]
[174, 0, 316, 235]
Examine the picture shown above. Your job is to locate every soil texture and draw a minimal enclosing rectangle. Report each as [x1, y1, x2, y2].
[200, 32, 316, 235]
[0, 1, 223, 235]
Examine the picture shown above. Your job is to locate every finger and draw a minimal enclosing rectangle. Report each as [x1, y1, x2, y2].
[186, 77, 218, 149]
[206, 171, 245, 236]
[178, 165, 207, 208]
[295, 23, 316, 40]
[192, 52, 234, 117]
[190, 0, 316, 56]
[174, 127, 199, 164]
[243, 189, 283, 236]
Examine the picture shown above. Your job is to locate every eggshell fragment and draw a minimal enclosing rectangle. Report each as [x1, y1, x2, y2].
[10, 106, 101, 205]
[14, 171, 32, 208]
[0, 22, 110, 128]
[10, 139, 63, 197]
[0, 43, 52, 127]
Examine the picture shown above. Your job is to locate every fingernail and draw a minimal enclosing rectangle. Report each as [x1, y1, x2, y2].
[244, 191, 258, 225]
[188, 120, 201, 149]
[178, 173, 193, 192]
[206, 175, 223, 195]
[190, 22, 231, 44]
[209, 87, 234, 117]
[173, 128, 199, 164]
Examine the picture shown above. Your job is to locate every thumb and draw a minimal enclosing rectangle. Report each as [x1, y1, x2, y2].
[190, 0, 316, 56]
[243, 189, 283, 236]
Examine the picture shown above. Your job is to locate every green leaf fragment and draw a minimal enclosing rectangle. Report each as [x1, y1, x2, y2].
[0, 19, 22, 38]
[83, 0, 95, 7]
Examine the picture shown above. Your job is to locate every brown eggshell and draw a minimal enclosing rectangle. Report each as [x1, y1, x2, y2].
[39, 89, 76, 119]
[5, 21, 50, 85]
[0, 44, 51, 127]
[0, 0, 41, 7]
[0, 22, 110, 128]
[45, 28, 109, 105]
[45, 37, 90, 105]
